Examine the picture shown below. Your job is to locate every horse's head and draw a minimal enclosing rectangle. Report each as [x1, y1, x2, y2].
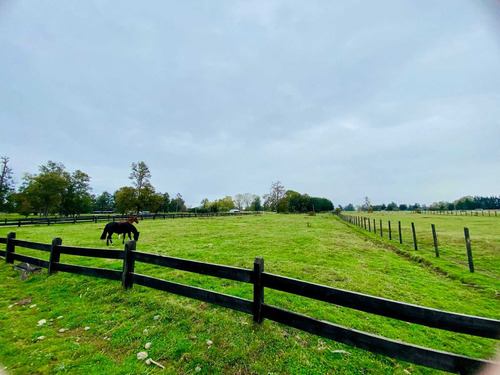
[132, 216, 139, 224]
[134, 231, 140, 242]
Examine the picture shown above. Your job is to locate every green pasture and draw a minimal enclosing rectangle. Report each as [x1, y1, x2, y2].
[341, 211, 500, 290]
[0, 214, 498, 374]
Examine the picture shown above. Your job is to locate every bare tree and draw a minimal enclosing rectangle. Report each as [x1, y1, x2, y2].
[0, 156, 14, 209]
[129, 161, 151, 190]
[263, 181, 286, 212]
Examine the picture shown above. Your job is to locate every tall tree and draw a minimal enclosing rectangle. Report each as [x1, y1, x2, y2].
[263, 181, 286, 212]
[0, 156, 14, 211]
[161, 192, 171, 212]
[130, 161, 151, 191]
[129, 161, 152, 213]
[234, 194, 244, 210]
[362, 196, 372, 211]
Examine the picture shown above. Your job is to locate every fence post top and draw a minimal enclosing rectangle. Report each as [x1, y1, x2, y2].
[7, 232, 16, 238]
[125, 240, 137, 249]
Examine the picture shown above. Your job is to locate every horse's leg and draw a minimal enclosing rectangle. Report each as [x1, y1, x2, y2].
[108, 233, 113, 246]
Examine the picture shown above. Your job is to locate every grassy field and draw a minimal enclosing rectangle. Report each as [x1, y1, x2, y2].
[0, 214, 498, 374]
[340, 211, 500, 291]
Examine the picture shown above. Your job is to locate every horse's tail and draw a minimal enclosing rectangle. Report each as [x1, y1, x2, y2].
[100, 225, 108, 240]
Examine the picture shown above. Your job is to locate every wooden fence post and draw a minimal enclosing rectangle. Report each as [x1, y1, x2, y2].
[253, 257, 264, 324]
[373, 219, 376, 234]
[412, 222, 418, 250]
[122, 241, 137, 289]
[398, 221, 402, 244]
[431, 224, 439, 257]
[379, 220, 383, 237]
[368, 219, 371, 232]
[464, 228, 474, 273]
[48, 238, 63, 275]
[5, 232, 16, 264]
[388, 221, 392, 240]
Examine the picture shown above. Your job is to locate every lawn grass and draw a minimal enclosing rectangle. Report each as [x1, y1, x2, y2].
[0, 214, 498, 374]
[340, 211, 500, 291]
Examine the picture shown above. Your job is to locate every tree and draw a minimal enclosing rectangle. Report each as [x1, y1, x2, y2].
[234, 194, 244, 210]
[362, 196, 372, 212]
[19, 161, 70, 216]
[249, 196, 262, 211]
[129, 161, 152, 213]
[199, 198, 210, 212]
[387, 202, 398, 211]
[160, 193, 171, 212]
[310, 197, 333, 212]
[61, 170, 92, 216]
[93, 191, 115, 212]
[138, 183, 163, 213]
[263, 181, 286, 212]
[114, 187, 136, 214]
[344, 203, 355, 211]
[216, 196, 235, 212]
[130, 161, 151, 191]
[169, 193, 186, 212]
[0, 156, 14, 212]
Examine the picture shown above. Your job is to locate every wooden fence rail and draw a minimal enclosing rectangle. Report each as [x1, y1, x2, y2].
[1, 233, 499, 374]
[0, 212, 261, 227]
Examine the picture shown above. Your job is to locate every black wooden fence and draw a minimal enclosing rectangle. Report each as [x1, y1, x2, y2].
[0, 212, 260, 227]
[1, 233, 499, 374]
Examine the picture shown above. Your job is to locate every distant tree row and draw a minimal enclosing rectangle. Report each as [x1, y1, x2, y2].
[197, 194, 262, 213]
[0, 159, 334, 217]
[339, 195, 500, 213]
[262, 181, 334, 213]
[428, 196, 500, 211]
[0, 159, 186, 216]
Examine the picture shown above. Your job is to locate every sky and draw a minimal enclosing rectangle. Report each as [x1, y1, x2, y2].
[1, 1, 500, 208]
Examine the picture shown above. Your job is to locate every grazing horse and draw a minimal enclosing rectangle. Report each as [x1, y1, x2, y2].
[119, 216, 139, 225]
[100, 222, 139, 246]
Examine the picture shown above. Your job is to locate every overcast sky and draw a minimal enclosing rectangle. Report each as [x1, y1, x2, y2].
[1, 1, 499, 208]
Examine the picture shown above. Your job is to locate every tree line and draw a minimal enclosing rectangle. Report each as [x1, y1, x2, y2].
[340, 195, 500, 213]
[0, 158, 334, 217]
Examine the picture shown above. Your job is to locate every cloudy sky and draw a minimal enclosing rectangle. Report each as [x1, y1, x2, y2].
[1, 1, 499, 208]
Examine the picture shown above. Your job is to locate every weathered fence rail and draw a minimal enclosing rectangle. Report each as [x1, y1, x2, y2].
[1, 233, 499, 374]
[0, 212, 261, 227]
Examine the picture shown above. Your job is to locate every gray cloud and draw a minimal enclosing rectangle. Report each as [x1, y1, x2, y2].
[1, 1, 499, 207]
